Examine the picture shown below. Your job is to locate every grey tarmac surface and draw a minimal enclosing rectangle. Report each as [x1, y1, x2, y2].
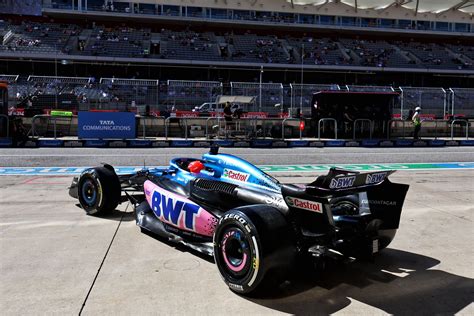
[0, 148, 473, 315]
[0, 147, 473, 167]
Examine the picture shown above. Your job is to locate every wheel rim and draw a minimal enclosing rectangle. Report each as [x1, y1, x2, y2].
[81, 178, 97, 207]
[220, 227, 251, 277]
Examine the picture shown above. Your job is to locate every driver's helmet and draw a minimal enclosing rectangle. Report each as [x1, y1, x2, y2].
[188, 160, 205, 174]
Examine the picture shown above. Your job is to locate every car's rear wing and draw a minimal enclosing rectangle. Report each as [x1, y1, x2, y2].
[306, 168, 396, 197]
[281, 167, 408, 230]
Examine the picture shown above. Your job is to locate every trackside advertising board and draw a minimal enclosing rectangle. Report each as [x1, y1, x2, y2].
[78, 111, 136, 139]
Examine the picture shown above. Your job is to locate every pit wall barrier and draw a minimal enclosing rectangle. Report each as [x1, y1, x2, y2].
[2, 115, 472, 148]
[3, 138, 474, 149]
[20, 115, 474, 139]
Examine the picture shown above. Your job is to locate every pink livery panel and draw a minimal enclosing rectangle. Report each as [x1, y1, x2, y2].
[144, 180, 218, 237]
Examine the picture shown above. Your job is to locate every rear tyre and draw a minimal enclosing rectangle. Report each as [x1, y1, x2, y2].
[213, 205, 295, 295]
[78, 166, 121, 216]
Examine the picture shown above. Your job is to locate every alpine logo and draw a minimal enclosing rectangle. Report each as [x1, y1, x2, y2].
[366, 172, 387, 185]
[329, 176, 356, 189]
[285, 196, 323, 213]
[223, 168, 250, 182]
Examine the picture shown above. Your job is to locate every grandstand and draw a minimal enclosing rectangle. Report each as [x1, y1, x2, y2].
[0, 19, 472, 71]
[0, 0, 473, 118]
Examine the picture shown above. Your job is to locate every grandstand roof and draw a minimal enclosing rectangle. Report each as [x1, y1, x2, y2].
[289, 0, 474, 14]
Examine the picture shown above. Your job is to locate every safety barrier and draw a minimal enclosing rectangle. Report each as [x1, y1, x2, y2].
[282, 118, 303, 140]
[165, 117, 188, 140]
[163, 116, 303, 140]
[387, 119, 404, 139]
[28, 114, 75, 139]
[17, 114, 473, 142]
[0, 114, 9, 137]
[318, 118, 338, 140]
[137, 116, 166, 138]
[432, 120, 449, 140]
[353, 119, 373, 139]
[451, 120, 469, 140]
[386, 119, 472, 140]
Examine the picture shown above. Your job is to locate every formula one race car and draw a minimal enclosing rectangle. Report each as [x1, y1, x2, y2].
[69, 146, 409, 294]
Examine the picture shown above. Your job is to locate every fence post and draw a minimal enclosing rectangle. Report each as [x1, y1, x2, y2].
[28, 115, 43, 137]
[281, 118, 288, 139]
[205, 117, 215, 139]
[386, 119, 403, 139]
[184, 118, 188, 140]
[318, 118, 337, 140]
[165, 117, 171, 140]
[353, 119, 373, 139]
[451, 119, 469, 140]
[53, 117, 57, 139]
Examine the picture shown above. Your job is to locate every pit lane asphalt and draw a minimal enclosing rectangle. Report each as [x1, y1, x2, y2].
[0, 148, 473, 315]
[0, 147, 473, 167]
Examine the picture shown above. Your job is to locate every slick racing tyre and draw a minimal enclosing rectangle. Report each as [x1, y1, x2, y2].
[214, 205, 295, 295]
[77, 166, 121, 216]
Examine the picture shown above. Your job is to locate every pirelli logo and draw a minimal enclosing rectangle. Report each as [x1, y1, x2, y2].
[285, 196, 323, 213]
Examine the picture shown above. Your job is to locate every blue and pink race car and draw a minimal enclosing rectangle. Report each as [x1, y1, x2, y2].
[69, 146, 409, 294]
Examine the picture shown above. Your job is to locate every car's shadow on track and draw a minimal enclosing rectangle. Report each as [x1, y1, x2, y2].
[75, 203, 136, 222]
[246, 249, 474, 315]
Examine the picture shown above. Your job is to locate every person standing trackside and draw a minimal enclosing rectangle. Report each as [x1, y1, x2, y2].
[412, 107, 422, 139]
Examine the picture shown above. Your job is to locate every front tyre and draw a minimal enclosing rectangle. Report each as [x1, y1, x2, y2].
[214, 206, 295, 294]
[77, 166, 121, 216]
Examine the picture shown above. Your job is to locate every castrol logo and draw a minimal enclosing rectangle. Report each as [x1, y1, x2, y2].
[285, 196, 323, 213]
[223, 168, 250, 182]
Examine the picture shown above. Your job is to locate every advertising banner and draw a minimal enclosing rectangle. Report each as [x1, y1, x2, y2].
[78, 111, 136, 139]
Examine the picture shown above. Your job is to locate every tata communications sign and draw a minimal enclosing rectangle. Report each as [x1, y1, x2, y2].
[78, 111, 136, 139]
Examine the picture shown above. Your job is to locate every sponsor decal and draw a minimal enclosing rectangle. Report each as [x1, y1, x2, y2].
[252, 257, 259, 270]
[216, 159, 241, 168]
[228, 283, 244, 291]
[78, 111, 136, 139]
[83, 120, 131, 131]
[151, 189, 200, 231]
[366, 172, 387, 185]
[223, 168, 250, 182]
[372, 239, 379, 254]
[144, 181, 217, 237]
[222, 213, 247, 225]
[221, 213, 251, 233]
[285, 196, 323, 213]
[264, 195, 285, 208]
[329, 176, 356, 189]
[361, 199, 397, 206]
